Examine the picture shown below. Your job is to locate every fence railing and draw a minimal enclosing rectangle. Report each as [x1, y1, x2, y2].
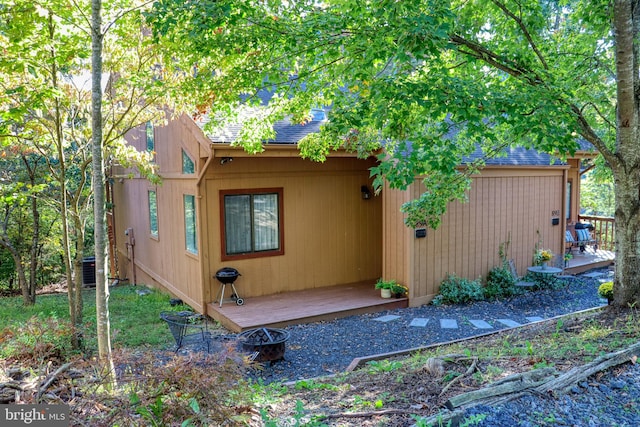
[578, 215, 615, 251]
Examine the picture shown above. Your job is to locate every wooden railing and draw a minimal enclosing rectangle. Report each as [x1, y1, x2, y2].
[578, 215, 615, 251]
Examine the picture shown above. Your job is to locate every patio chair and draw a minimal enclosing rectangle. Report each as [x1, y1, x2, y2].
[574, 223, 598, 253]
[565, 229, 578, 254]
[508, 259, 535, 288]
[159, 311, 210, 352]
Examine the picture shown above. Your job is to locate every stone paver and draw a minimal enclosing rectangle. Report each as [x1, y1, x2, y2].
[440, 318, 458, 329]
[583, 272, 605, 278]
[374, 314, 401, 323]
[526, 316, 544, 323]
[409, 318, 429, 327]
[496, 319, 521, 328]
[469, 319, 493, 329]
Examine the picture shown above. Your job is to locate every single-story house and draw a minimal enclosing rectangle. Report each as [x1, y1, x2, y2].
[108, 110, 605, 331]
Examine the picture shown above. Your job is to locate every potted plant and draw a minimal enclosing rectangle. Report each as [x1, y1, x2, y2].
[375, 279, 398, 299]
[534, 249, 553, 268]
[598, 281, 614, 304]
[390, 282, 408, 298]
[563, 252, 573, 268]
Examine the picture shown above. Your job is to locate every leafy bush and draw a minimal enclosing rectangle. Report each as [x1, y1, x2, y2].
[484, 266, 517, 300]
[432, 274, 484, 305]
[598, 281, 614, 300]
[0, 315, 76, 364]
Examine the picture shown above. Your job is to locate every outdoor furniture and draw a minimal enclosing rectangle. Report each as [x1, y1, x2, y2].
[509, 259, 536, 288]
[574, 222, 598, 253]
[527, 265, 563, 288]
[159, 311, 210, 352]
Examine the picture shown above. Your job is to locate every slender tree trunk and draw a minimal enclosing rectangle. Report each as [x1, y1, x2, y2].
[23, 155, 41, 304]
[46, 10, 82, 348]
[92, 0, 116, 388]
[0, 221, 29, 304]
[613, 0, 640, 307]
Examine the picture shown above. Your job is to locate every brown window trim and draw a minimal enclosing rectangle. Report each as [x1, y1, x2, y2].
[220, 188, 284, 261]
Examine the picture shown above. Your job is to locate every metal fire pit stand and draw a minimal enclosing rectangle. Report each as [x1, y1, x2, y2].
[214, 267, 244, 307]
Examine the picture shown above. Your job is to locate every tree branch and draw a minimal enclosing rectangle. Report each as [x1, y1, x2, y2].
[490, 0, 548, 69]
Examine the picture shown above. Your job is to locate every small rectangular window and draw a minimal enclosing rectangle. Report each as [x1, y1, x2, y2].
[145, 121, 155, 153]
[184, 194, 198, 254]
[221, 188, 283, 260]
[182, 149, 195, 174]
[148, 190, 158, 237]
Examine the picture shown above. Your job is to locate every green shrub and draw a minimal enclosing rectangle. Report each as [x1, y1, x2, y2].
[432, 274, 484, 305]
[598, 281, 614, 300]
[0, 315, 76, 364]
[484, 266, 517, 300]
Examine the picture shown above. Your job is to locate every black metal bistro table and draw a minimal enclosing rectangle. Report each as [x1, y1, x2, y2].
[527, 265, 563, 288]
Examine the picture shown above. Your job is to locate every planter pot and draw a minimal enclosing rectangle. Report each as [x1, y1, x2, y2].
[380, 288, 392, 299]
[541, 262, 547, 270]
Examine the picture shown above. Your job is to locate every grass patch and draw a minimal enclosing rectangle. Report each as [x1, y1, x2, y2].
[0, 285, 180, 352]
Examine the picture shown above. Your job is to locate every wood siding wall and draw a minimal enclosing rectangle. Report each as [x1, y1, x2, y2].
[202, 156, 382, 304]
[111, 118, 207, 311]
[383, 167, 566, 307]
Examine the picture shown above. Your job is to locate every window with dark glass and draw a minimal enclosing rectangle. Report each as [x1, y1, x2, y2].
[148, 190, 158, 237]
[145, 121, 155, 153]
[184, 194, 197, 254]
[182, 149, 195, 174]
[221, 189, 283, 259]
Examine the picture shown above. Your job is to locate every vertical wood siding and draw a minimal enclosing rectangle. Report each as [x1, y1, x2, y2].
[112, 119, 205, 311]
[383, 168, 565, 306]
[202, 156, 382, 302]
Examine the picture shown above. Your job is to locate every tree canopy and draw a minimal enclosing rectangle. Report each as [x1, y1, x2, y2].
[146, 0, 639, 306]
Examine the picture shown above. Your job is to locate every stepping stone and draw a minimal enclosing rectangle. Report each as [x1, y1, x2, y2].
[409, 318, 429, 327]
[496, 319, 521, 328]
[526, 316, 544, 323]
[440, 319, 458, 329]
[469, 319, 493, 329]
[374, 314, 401, 323]
[583, 272, 605, 278]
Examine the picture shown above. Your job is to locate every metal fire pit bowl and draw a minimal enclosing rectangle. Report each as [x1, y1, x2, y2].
[238, 327, 290, 362]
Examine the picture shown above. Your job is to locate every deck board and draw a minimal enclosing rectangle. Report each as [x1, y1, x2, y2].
[206, 282, 407, 332]
[563, 248, 615, 275]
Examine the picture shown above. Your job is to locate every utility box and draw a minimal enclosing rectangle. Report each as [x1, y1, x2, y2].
[82, 256, 96, 287]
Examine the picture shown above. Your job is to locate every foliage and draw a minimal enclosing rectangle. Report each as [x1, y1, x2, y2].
[598, 282, 614, 301]
[581, 170, 615, 217]
[99, 348, 254, 426]
[0, 316, 76, 364]
[484, 266, 516, 300]
[0, 285, 185, 350]
[432, 274, 484, 305]
[375, 278, 397, 290]
[534, 249, 553, 265]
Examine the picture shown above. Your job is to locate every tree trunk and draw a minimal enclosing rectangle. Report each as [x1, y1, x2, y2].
[23, 154, 41, 305]
[612, 0, 640, 308]
[46, 10, 82, 349]
[91, 0, 116, 389]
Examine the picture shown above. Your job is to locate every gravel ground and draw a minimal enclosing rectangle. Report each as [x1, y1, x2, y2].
[248, 269, 611, 384]
[464, 362, 640, 426]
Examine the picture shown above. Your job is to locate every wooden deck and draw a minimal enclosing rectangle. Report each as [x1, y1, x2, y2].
[206, 282, 408, 332]
[563, 247, 615, 275]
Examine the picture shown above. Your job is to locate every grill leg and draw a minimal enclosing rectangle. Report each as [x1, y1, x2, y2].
[216, 283, 226, 307]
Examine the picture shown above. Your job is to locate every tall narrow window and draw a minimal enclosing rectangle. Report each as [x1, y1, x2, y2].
[221, 188, 283, 260]
[145, 121, 155, 153]
[148, 190, 158, 237]
[182, 149, 195, 174]
[184, 194, 198, 254]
